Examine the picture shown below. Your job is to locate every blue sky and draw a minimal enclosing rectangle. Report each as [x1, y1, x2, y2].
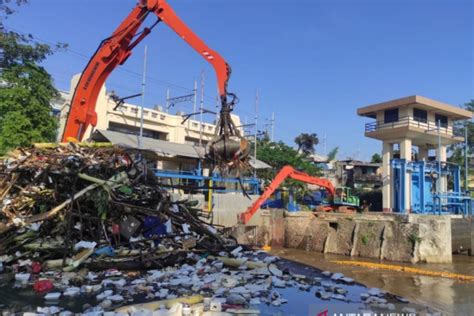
[4, 0, 473, 160]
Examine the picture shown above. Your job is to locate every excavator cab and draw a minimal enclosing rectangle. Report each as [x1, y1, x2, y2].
[333, 186, 360, 211]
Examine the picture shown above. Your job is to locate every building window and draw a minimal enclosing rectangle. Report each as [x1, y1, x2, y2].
[108, 122, 167, 140]
[435, 114, 448, 128]
[131, 108, 138, 114]
[413, 108, 427, 123]
[384, 108, 399, 123]
[151, 112, 157, 118]
[143, 110, 149, 116]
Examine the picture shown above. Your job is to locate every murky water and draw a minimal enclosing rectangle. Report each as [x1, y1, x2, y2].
[270, 248, 474, 315]
[0, 256, 429, 315]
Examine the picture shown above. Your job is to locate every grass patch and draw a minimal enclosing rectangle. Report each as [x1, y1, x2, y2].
[361, 234, 370, 245]
[408, 233, 422, 244]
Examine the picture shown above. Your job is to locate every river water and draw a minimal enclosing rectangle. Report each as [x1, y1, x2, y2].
[270, 248, 474, 315]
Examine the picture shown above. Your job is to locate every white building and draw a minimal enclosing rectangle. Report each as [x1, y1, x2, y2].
[57, 74, 243, 146]
[55, 75, 271, 174]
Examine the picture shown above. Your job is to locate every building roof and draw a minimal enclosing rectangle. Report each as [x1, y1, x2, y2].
[337, 160, 382, 168]
[309, 153, 329, 163]
[93, 129, 203, 158]
[248, 157, 271, 169]
[357, 95, 473, 120]
[92, 129, 271, 169]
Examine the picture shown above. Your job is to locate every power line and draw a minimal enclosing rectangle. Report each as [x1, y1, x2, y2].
[6, 26, 280, 132]
[5, 26, 198, 92]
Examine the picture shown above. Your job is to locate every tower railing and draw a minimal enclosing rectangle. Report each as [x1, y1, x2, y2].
[365, 116, 454, 135]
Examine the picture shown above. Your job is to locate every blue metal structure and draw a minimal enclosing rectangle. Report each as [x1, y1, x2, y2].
[391, 159, 471, 215]
[154, 169, 260, 194]
[259, 189, 330, 212]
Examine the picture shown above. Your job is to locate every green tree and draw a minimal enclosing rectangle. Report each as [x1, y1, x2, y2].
[448, 100, 474, 187]
[371, 153, 382, 163]
[294, 133, 319, 155]
[0, 1, 61, 154]
[255, 138, 322, 205]
[256, 139, 320, 182]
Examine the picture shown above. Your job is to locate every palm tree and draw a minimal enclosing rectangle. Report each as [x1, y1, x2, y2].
[295, 133, 319, 155]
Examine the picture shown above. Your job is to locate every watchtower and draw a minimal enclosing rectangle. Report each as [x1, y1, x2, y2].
[358, 95, 472, 213]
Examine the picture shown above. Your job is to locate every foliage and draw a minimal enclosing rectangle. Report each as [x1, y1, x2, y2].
[371, 153, 382, 163]
[0, 2, 63, 154]
[361, 234, 370, 246]
[0, 0, 28, 23]
[448, 100, 474, 185]
[408, 233, 422, 245]
[294, 132, 319, 155]
[255, 139, 321, 190]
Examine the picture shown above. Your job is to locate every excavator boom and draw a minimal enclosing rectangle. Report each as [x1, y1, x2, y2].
[239, 165, 336, 224]
[61, 0, 248, 167]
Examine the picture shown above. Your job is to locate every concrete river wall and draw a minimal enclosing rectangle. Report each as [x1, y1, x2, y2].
[234, 210, 453, 263]
[183, 193, 461, 263]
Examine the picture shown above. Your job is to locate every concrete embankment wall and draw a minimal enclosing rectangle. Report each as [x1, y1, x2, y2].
[451, 216, 474, 254]
[175, 193, 454, 263]
[249, 211, 453, 263]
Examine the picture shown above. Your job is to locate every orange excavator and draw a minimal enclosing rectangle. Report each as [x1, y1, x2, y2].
[239, 165, 360, 224]
[60, 0, 248, 168]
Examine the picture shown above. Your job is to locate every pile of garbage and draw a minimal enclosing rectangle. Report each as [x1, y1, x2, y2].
[0, 144, 237, 277]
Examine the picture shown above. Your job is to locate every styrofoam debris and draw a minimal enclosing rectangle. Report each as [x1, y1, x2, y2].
[74, 241, 97, 251]
[63, 287, 80, 297]
[44, 292, 61, 300]
[341, 277, 354, 284]
[272, 277, 286, 288]
[263, 256, 279, 263]
[15, 273, 30, 282]
[182, 223, 190, 234]
[230, 246, 243, 257]
[368, 288, 382, 297]
[330, 273, 344, 281]
[96, 290, 113, 301]
[221, 276, 239, 288]
[268, 264, 283, 277]
[109, 294, 124, 302]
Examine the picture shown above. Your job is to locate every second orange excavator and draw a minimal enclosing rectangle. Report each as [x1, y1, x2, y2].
[239, 165, 360, 224]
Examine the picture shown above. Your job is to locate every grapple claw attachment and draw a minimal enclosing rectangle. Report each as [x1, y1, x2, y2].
[207, 93, 250, 173]
[208, 136, 249, 164]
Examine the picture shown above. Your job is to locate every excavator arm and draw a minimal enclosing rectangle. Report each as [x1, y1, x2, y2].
[239, 165, 336, 224]
[61, 0, 246, 165]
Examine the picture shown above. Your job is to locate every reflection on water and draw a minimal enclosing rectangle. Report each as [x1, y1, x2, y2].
[270, 248, 474, 315]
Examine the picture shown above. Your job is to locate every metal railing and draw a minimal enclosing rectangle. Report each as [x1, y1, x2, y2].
[365, 116, 454, 135]
[154, 169, 260, 194]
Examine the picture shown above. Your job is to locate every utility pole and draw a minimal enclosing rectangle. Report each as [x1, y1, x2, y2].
[199, 70, 204, 148]
[254, 89, 259, 177]
[320, 133, 327, 156]
[165, 88, 170, 113]
[193, 80, 197, 114]
[271, 112, 275, 142]
[215, 87, 219, 123]
[465, 121, 469, 192]
[138, 45, 147, 149]
[438, 119, 441, 194]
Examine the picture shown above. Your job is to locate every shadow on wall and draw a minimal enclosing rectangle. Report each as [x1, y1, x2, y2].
[357, 190, 382, 212]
